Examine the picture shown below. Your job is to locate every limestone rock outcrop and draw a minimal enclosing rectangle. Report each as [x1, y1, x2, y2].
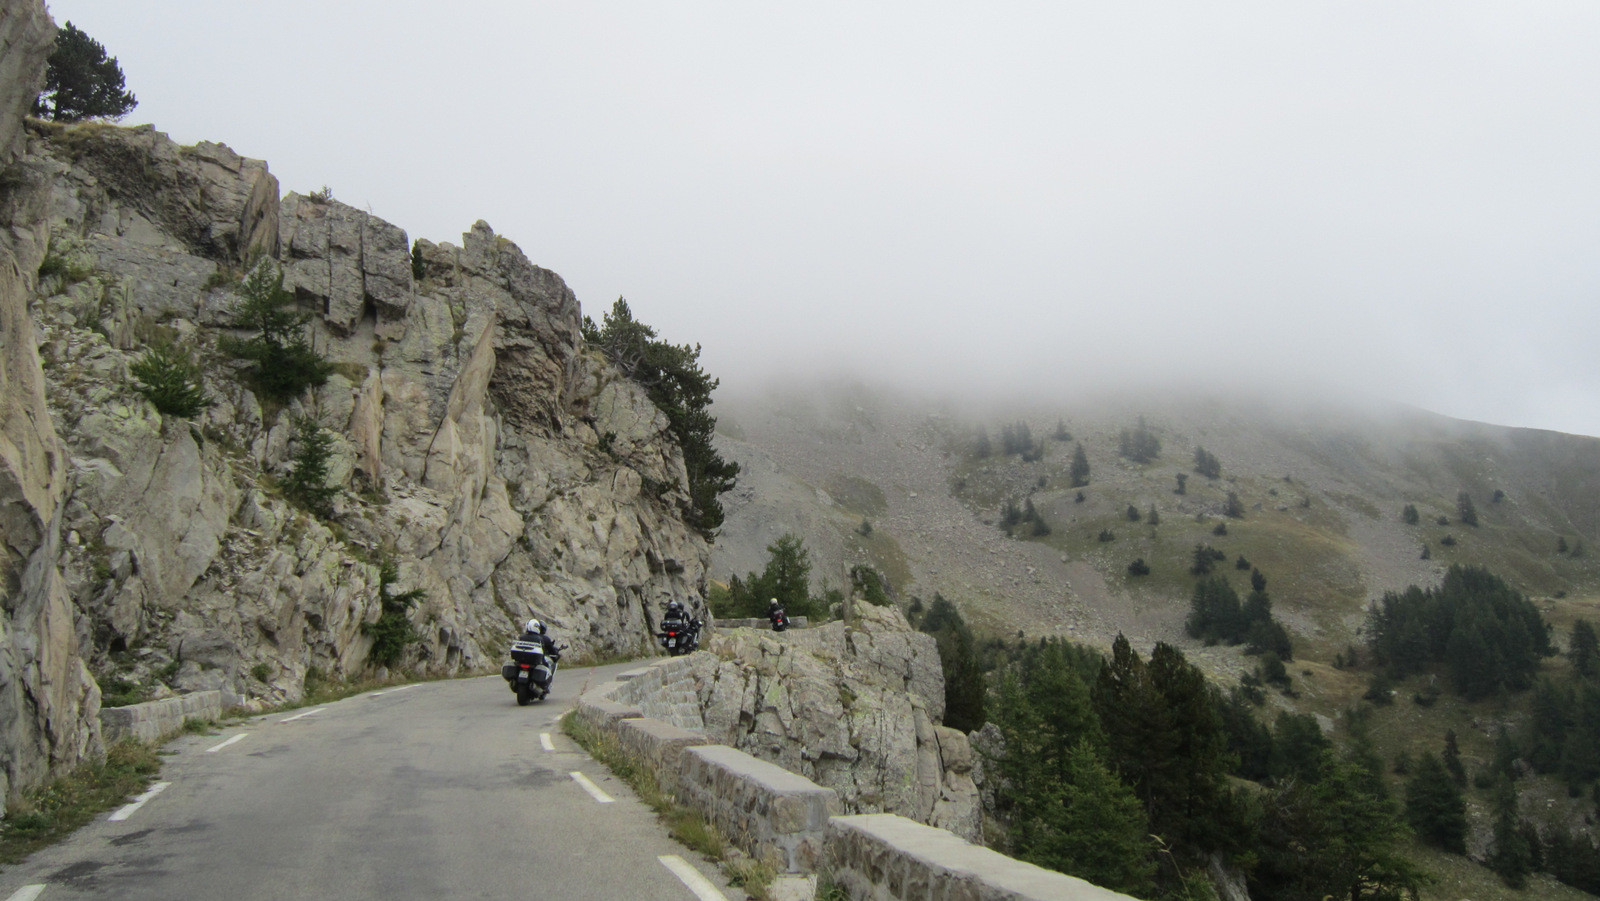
[1, 0, 103, 805]
[614, 605, 983, 840]
[0, 106, 713, 801]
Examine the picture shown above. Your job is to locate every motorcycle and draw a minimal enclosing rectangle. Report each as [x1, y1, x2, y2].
[768, 606, 790, 632]
[501, 639, 564, 705]
[658, 619, 702, 656]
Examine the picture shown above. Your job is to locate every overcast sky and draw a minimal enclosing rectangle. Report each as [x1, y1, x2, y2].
[44, 2, 1600, 436]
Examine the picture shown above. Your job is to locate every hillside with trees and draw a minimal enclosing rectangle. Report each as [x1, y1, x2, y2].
[708, 381, 1600, 899]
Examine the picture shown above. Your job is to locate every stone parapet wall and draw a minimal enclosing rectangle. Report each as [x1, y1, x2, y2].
[574, 661, 1137, 899]
[825, 814, 1134, 901]
[99, 691, 223, 744]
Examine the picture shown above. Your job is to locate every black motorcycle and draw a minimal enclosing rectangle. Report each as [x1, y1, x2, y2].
[658, 619, 702, 656]
[501, 639, 563, 705]
[768, 606, 790, 632]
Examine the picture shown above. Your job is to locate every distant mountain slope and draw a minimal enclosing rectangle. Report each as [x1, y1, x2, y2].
[711, 381, 1600, 663]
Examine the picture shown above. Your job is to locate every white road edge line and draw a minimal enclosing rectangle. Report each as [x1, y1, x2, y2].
[371, 685, 417, 697]
[205, 734, 248, 753]
[569, 771, 614, 803]
[5, 885, 47, 901]
[108, 781, 170, 822]
[279, 707, 325, 723]
[658, 855, 729, 901]
[539, 732, 555, 752]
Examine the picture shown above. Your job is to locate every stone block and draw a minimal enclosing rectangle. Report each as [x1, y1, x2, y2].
[824, 814, 1138, 901]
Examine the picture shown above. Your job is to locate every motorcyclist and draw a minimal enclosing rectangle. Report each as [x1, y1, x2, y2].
[658, 601, 702, 653]
[767, 598, 788, 632]
[519, 618, 561, 667]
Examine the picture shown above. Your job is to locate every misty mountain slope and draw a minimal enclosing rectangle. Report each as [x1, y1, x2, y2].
[710, 382, 1600, 665]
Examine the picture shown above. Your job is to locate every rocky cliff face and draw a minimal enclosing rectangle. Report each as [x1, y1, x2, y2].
[615, 605, 983, 841]
[0, 105, 714, 792]
[0, 0, 104, 805]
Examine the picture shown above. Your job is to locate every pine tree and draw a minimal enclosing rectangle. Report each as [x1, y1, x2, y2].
[1442, 730, 1467, 786]
[1146, 505, 1159, 526]
[32, 22, 137, 122]
[1457, 491, 1479, 527]
[129, 342, 210, 418]
[221, 262, 332, 402]
[1573, 619, 1599, 678]
[1012, 740, 1156, 895]
[1069, 443, 1090, 488]
[281, 418, 340, 517]
[583, 298, 738, 533]
[1405, 753, 1468, 854]
[1403, 503, 1420, 524]
[1487, 777, 1532, 887]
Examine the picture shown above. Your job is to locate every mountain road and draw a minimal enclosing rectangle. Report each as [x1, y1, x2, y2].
[0, 662, 737, 901]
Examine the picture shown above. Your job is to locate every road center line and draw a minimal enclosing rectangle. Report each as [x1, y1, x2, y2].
[279, 707, 325, 723]
[569, 771, 614, 803]
[371, 685, 417, 697]
[5, 885, 47, 901]
[205, 734, 247, 753]
[109, 781, 170, 822]
[658, 855, 729, 901]
[539, 732, 555, 751]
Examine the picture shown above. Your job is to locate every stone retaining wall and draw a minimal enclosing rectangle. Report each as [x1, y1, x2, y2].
[573, 658, 1137, 899]
[99, 691, 223, 744]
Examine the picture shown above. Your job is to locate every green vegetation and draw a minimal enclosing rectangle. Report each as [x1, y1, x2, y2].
[220, 262, 332, 402]
[1069, 442, 1090, 487]
[0, 740, 160, 865]
[281, 417, 340, 517]
[1117, 416, 1161, 464]
[913, 595, 986, 733]
[32, 22, 137, 122]
[582, 298, 738, 533]
[1194, 446, 1221, 479]
[129, 342, 210, 418]
[363, 558, 424, 668]
[714, 533, 826, 620]
[1365, 565, 1552, 700]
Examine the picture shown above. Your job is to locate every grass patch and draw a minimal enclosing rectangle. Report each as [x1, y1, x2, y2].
[562, 712, 770, 898]
[0, 740, 161, 865]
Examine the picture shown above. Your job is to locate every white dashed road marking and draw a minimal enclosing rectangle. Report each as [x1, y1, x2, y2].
[540, 732, 555, 751]
[658, 855, 729, 901]
[205, 734, 247, 753]
[569, 771, 614, 803]
[108, 781, 170, 822]
[5, 885, 46, 901]
[370, 685, 417, 697]
[279, 707, 325, 723]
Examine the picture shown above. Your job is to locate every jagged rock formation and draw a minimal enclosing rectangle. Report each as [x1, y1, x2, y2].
[0, 0, 103, 805]
[614, 605, 983, 840]
[0, 60, 716, 796]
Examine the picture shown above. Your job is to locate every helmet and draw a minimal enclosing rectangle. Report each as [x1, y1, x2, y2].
[667, 600, 684, 612]
[768, 598, 779, 607]
[524, 619, 543, 635]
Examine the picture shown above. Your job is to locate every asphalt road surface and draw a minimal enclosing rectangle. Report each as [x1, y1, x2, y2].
[0, 661, 739, 901]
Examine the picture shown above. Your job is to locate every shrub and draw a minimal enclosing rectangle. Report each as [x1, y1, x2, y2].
[1402, 504, 1420, 525]
[1098, 529, 1116, 542]
[1128, 558, 1150, 576]
[129, 342, 210, 418]
[1126, 505, 1141, 522]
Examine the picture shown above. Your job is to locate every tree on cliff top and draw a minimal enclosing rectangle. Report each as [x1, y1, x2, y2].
[583, 297, 738, 534]
[33, 22, 137, 123]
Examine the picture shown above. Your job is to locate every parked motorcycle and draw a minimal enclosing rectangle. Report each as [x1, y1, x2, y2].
[658, 619, 702, 656]
[501, 639, 564, 705]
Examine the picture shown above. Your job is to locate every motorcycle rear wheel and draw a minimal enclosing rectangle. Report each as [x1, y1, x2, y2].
[516, 684, 532, 706]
